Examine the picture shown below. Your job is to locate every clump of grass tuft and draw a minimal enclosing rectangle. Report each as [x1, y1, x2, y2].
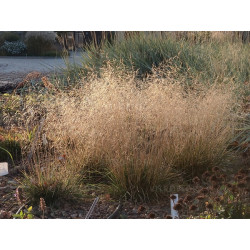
[43, 65, 238, 201]
[20, 151, 84, 206]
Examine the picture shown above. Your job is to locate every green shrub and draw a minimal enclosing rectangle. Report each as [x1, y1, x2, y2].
[0, 41, 26, 56]
[25, 36, 51, 56]
[0, 31, 20, 46]
[25, 32, 57, 56]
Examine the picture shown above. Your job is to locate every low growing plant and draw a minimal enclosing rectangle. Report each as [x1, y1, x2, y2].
[172, 167, 249, 219]
[13, 206, 34, 219]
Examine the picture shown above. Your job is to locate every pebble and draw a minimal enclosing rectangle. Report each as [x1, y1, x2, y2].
[131, 208, 138, 214]
[0, 181, 6, 187]
[107, 205, 114, 213]
[8, 180, 18, 185]
[50, 213, 55, 218]
[71, 213, 78, 219]
[62, 211, 68, 217]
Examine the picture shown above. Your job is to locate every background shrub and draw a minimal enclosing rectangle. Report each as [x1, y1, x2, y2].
[78, 33, 249, 97]
[25, 31, 57, 56]
[0, 41, 26, 56]
[0, 31, 20, 46]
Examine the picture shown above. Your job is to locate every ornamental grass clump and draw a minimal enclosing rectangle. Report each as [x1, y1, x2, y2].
[20, 150, 84, 206]
[42, 64, 238, 201]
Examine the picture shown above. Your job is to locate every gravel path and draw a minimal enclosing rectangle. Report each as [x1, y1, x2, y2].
[0, 52, 83, 91]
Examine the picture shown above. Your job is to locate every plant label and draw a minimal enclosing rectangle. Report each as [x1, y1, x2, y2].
[0, 162, 8, 176]
[170, 193, 179, 219]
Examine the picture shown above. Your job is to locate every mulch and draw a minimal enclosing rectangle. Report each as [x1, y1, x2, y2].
[0, 172, 172, 219]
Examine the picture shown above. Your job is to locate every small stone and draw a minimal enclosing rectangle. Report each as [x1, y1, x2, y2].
[0, 210, 12, 219]
[62, 211, 68, 217]
[63, 204, 71, 210]
[71, 213, 78, 219]
[7, 180, 18, 185]
[147, 213, 156, 219]
[137, 205, 146, 213]
[132, 208, 137, 214]
[107, 205, 114, 213]
[0, 181, 6, 187]
[50, 213, 55, 218]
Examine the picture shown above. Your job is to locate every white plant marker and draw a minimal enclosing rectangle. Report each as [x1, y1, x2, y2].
[170, 194, 179, 219]
[0, 162, 8, 176]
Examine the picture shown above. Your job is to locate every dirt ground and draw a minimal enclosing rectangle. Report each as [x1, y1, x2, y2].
[0, 172, 172, 219]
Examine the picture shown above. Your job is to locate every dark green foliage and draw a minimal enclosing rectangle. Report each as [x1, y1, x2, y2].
[0, 31, 20, 46]
[0, 139, 21, 164]
[25, 36, 56, 56]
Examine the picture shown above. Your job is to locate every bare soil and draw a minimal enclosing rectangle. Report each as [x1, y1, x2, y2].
[0, 172, 172, 219]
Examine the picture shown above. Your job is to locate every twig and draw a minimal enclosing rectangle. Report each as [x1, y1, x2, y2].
[85, 197, 99, 219]
[27, 117, 45, 163]
[13, 204, 26, 219]
[107, 203, 123, 219]
[15, 204, 26, 214]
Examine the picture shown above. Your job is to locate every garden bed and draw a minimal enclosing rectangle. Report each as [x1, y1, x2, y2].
[0, 33, 249, 219]
[0, 172, 173, 219]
